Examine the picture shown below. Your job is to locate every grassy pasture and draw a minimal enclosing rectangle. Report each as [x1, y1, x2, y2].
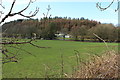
[2, 40, 118, 78]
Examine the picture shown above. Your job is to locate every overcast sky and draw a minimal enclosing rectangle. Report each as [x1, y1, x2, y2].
[1, 0, 118, 25]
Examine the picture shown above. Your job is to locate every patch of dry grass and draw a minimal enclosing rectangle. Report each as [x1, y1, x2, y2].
[72, 50, 120, 78]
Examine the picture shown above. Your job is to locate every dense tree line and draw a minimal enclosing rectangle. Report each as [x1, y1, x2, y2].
[2, 17, 119, 42]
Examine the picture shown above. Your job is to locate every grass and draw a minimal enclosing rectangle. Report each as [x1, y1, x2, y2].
[72, 50, 119, 78]
[2, 40, 118, 78]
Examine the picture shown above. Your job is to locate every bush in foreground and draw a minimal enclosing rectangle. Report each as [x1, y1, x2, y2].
[72, 50, 120, 78]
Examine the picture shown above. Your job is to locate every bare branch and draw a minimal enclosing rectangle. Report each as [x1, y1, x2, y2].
[0, 11, 4, 18]
[2, 49, 9, 57]
[2, 38, 49, 64]
[96, 0, 119, 12]
[43, 5, 51, 18]
[1, 0, 41, 64]
[0, 39, 33, 45]
[1, 38, 49, 48]
[7, 45, 36, 57]
[0, 0, 5, 9]
[93, 33, 109, 50]
[0, 3, 5, 9]
[19, 7, 39, 19]
[46, 5, 51, 18]
[0, 0, 5, 18]
[9, 0, 16, 14]
[29, 42, 50, 48]
[115, 0, 120, 12]
[0, 0, 39, 24]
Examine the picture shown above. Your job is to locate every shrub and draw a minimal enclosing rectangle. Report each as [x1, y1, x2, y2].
[72, 50, 120, 78]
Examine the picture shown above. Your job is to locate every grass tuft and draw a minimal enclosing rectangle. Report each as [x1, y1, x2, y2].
[72, 50, 120, 78]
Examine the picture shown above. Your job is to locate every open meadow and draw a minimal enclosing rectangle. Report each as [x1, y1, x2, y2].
[2, 40, 118, 78]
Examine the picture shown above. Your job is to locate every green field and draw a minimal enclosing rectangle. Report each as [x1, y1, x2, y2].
[2, 40, 118, 78]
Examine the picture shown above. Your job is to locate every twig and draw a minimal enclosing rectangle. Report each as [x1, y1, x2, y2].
[7, 45, 36, 57]
[61, 53, 64, 78]
[93, 33, 109, 50]
[96, 0, 119, 12]
[29, 42, 50, 48]
[96, 0, 115, 11]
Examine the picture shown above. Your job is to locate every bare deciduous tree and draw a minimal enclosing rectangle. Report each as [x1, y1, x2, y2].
[0, 0, 39, 24]
[0, 0, 48, 64]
